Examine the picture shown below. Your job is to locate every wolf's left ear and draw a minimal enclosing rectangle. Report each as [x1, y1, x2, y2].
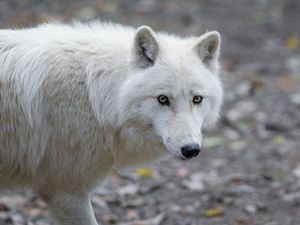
[193, 31, 221, 73]
[133, 26, 159, 68]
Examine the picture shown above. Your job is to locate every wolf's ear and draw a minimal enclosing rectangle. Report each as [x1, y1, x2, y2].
[193, 31, 221, 72]
[133, 26, 159, 68]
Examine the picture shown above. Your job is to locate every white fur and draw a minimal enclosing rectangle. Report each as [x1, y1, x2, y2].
[0, 21, 223, 225]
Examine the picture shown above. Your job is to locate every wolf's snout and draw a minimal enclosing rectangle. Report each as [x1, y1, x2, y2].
[181, 143, 201, 159]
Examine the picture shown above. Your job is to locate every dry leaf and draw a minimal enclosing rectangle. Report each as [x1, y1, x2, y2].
[287, 36, 300, 49]
[205, 207, 224, 218]
[136, 168, 156, 178]
[272, 136, 283, 145]
[132, 213, 166, 225]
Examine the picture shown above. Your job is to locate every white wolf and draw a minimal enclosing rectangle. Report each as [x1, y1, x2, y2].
[0, 22, 223, 225]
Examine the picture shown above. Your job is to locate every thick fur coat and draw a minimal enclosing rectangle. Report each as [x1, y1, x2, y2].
[0, 22, 223, 225]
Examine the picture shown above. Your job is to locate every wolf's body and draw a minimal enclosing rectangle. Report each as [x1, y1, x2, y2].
[0, 22, 223, 225]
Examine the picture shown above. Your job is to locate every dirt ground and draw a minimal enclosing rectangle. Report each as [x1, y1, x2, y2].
[0, 0, 300, 225]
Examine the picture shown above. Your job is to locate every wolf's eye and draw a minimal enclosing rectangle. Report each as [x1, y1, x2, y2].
[193, 95, 203, 104]
[157, 95, 170, 106]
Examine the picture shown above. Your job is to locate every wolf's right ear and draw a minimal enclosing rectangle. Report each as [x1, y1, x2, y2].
[133, 26, 159, 68]
[193, 31, 221, 73]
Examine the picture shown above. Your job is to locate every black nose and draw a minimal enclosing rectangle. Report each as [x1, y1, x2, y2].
[181, 143, 201, 159]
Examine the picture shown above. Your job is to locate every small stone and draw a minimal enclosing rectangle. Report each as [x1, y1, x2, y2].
[226, 185, 256, 195]
[183, 171, 221, 192]
[222, 196, 235, 205]
[176, 167, 190, 178]
[131, 213, 166, 225]
[244, 204, 257, 214]
[236, 81, 252, 97]
[180, 206, 194, 216]
[118, 184, 139, 196]
[289, 93, 300, 105]
[169, 204, 181, 213]
[293, 164, 300, 178]
[281, 191, 300, 203]
[256, 124, 271, 140]
[285, 56, 300, 74]
[11, 213, 25, 224]
[255, 112, 267, 123]
[0, 195, 27, 209]
[183, 178, 205, 192]
[200, 194, 210, 202]
[126, 210, 139, 220]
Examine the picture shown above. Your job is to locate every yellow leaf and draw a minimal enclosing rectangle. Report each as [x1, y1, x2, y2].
[136, 168, 155, 178]
[272, 136, 283, 145]
[205, 207, 224, 218]
[287, 36, 300, 49]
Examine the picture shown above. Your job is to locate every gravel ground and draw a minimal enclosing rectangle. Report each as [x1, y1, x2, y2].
[0, 0, 300, 225]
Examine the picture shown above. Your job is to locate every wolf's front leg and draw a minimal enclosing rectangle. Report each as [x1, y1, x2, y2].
[41, 192, 99, 225]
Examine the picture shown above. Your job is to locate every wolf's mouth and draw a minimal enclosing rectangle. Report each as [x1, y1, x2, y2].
[178, 155, 197, 161]
[173, 155, 194, 161]
[179, 156, 190, 161]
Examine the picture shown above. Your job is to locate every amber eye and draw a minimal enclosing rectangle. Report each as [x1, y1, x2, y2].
[157, 95, 170, 106]
[193, 95, 203, 104]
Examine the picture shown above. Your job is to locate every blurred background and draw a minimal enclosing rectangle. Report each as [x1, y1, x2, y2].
[0, 0, 300, 225]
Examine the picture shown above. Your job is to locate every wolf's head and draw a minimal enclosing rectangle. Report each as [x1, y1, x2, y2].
[118, 26, 223, 160]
